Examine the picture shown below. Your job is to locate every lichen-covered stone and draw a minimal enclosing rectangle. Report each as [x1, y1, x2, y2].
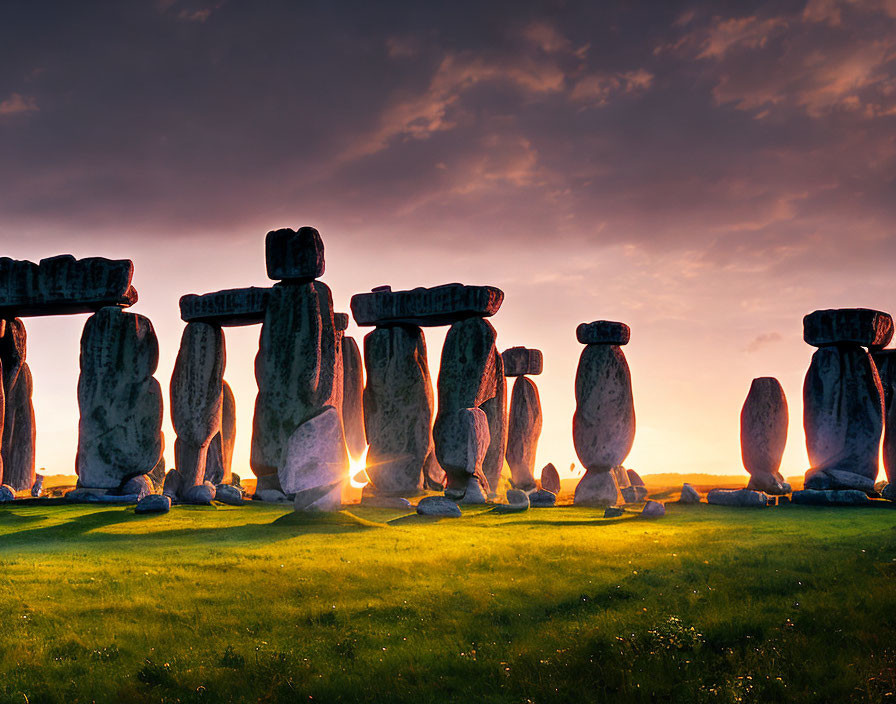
[351, 283, 504, 327]
[180, 286, 270, 326]
[342, 336, 366, 460]
[576, 321, 631, 346]
[506, 376, 542, 491]
[266, 226, 325, 281]
[502, 347, 543, 377]
[803, 308, 893, 348]
[741, 377, 790, 495]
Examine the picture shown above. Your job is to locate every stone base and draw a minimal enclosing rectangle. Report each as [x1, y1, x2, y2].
[417, 496, 461, 517]
[746, 473, 791, 495]
[791, 489, 871, 506]
[294, 479, 343, 512]
[360, 496, 413, 510]
[804, 468, 876, 493]
[528, 489, 557, 507]
[706, 488, 769, 508]
[641, 500, 665, 517]
[65, 487, 140, 504]
[458, 476, 488, 505]
[254, 488, 292, 503]
[573, 470, 618, 507]
[883, 483, 896, 501]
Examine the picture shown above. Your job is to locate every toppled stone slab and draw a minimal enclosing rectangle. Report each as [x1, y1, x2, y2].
[791, 489, 871, 506]
[707, 488, 769, 507]
[803, 308, 893, 348]
[506, 489, 529, 506]
[254, 488, 291, 503]
[576, 321, 631, 346]
[135, 494, 171, 514]
[0, 256, 137, 317]
[641, 500, 665, 517]
[529, 489, 557, 507]
[266, 227, 325, 281]
[179, 287, 271, 326]
[416, 495, 462, 517]
[502, 347, 543, 377]
[351, 283, 504, 327]
[679, 483, 701, 503]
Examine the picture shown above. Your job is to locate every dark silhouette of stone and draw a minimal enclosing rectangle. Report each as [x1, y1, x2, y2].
[0, 255, 138, 317]
[803, 308, 893, 348]
[351, 283, 504, 327]
[77, 307, 163, 489]
[170, 322, 225, 493]
[641, 500, 665, 517]
[502, 347, 543, 377]
[335, 313, 349, 331]
[251, 281, 338, 485]
[791, 489, 871, 506]
[882, 483, 895, 501]
[540, 463, 561, 493]
[342, 336, 366, 460]
[423, 449, 446, 491]
[214, 483, 245, 505]
[529, 489, 556, 507]
[180, 286, 270, 326]
[604, 506, 624, 517]
[707, 488, 769, 507]
[280, 406, 348, 511]
[266, 226, 325, 281]
[741, 377, 790, 494]
[506, 376, 542, 491]
[416, 495, 461, 517]
[363, 325, 434, 495]
[206, 380, 235, 485]
[804, 345, 883, 491]
[135, 494, 171, 514]
[679, 483, 701, 503]
[576, 321, 631, 346]
[30, 473, 43, 497]
[1, 319, 35, 491]
[183, 482, 216, 505]
[481, 353, 507, 494]
[872, 349, 896, 487]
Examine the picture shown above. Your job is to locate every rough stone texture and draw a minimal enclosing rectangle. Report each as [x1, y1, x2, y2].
[335, 313, 349, 331]
[506, 376, 542, 491]
[604, 507, 624, 517]
[502, 347, 543, 377]
[135, 494, 171, 514]
[707, 488, 769, 507]
[30, 473, 43, 498]
[641, 500, 665, 517]
[0, 485, 13, 502]
[77, 307, 163, 489]
[162, 469, 182, 500]
[612, 466, 631, 489]
[506, 488, 529, 505]
[363, 325, 434, 495]
[416, 495, 462, 517]
[529, 489, 557, 507]
[872, 350, 896, 486]
[459, 475, 489, 504]
[540, 463, 561, 494]
[254, 488, 291, 503]
[573, 344, 636, 470]
[170, 322, 224, 493]
[803, 308, 894, 348]
[180, 287, 271, 327]
[741, 377, 791, 495]
[266, 226, 325, 281]
[627, 469, 645, 487]
[351, 283, 504, 327]
[803, 345, 883, 490]
[481, 353, 507, 494]
[251, 281, 338, 483]
[342, 336, 366, 460]
[791, 489, 871, 506]
[576, 321, 631, 346]
[882, 483, 896, 501]
[574, 470, 620, 507]
[1, 319, 35, 491]
[118, 475, 152, 500]
[0, 255, 138, 318]
[679, 483, 701, 503]
[182, 482, 216, 505]
[439, 407, 490, 501]
[423, 450, 446, 491]
[214, 483, 245, 505]
[620, 485, 648, 503]
[206, 380, 236, 485]
[434, 318, 500, 495]
[279, 407, 348, 511]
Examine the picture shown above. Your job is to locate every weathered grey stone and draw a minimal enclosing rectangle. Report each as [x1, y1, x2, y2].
[481, 353, 507, 494]
[621, 486, 648, 503]
[502, 347, 543, 377]
[528, 489, 556, 507]
[334, 313, 349, 331]
[342, 336, 366, 459]
[423, 449, 446, 491]
[873, 350, 896, 488]
[30, 473, 43, 498]
[279, 407, 348, 510]
[251, 281, 338, 484]
[576, 321, 631, 346]
[804, 345, 883, 490]
[626, 469, 645, 487]
[791, 489, 871, 506]
[574, 470, 619, 507]
[882, 483, 896, 501]
[458, 473, 489, 505]
[0, 484, 14, 502]
[351, 283, 504, 327]
[118, 475, 152, 500]
[0, 255, 137, 318]
[506, 376, 542, 491]
[641, 500, 665, 517]
[803, 308, 893, 348]
[362, 325, 433, 495]
[135, 494, 171, 514]
[206, 380, 235, 485]
[506, 488, 529, 505]
[416, 495, 462, 517]
[604, 506, 624, 517]
[180, 287, 270, 327]
[76, 306, 163, 489]
[679, 483, 701, 503]
[254, 488, 291, 503]
[741, 377, 791, 495]
[182, 482, 216, 505]
[162, 469, 182, 500]
[148, 436, 166, 486]
[170, 322, 225, 493]
[540, 463, 561, 494]
[439, 407, 490, 501]
[266, 226, 325, 281]
[360, 495, 413, 509]
[214, 483, 244, 505]
[0, 319, 35, 491]
[434, 318, 500, 495]
[706, 488, 769, 507]
[612, 466, 631, 489]
[573, 344, 636, 470]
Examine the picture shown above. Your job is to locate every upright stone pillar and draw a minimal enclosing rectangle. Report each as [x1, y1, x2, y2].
[206, 380, 236, 485]
[872, 349, 896, 494]
[342, 335, 366, 460]
[77, 306, 163, 490]
[803, 308, 891, 492]
[741, 377, 790, 494]
[572, 321, 636, 507]
[0, 318, 35, 491]
[480, 354, 507, 494]
[503, 347, 544, 492]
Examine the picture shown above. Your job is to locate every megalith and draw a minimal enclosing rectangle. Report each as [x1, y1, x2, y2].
[872, 349, 896, 488]
[503, 346, 544, 491]
[0, 318, 35, 491]
[342, 335, 366, 460]
[77, 306, 163, 489]
[280, 406, 349, 511]
[206, 380, 236, 485]
[741, 377, 790, 494]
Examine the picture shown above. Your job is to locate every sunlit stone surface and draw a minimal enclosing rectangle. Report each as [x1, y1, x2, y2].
[506, 375, 542, 491]
[741, 377, 790, 495]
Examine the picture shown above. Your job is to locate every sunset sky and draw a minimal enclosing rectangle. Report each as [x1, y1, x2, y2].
[2, 0, 895, 482]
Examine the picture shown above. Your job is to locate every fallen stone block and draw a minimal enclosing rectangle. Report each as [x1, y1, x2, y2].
[706, 488, 769, 507]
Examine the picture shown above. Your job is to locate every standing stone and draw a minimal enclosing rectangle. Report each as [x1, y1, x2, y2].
[572, 338, 636, 506]
[480, 353, 507, 493]
[872, 349, 896, 487]
[804, 345, 883, 491]
[506, 376, 542, 491]
[251, 281, 338, 488]
[434, 317, 500, 496]
[206, 380, 235, 485]
[77, 306, 163, 489]
[741, 377, 790, 494]
[170, 322, 225, 491]
[280, 406, 348, 511]
[342, 336, 366, 459]
[1, 319, 35, 490]
[265, 227, 325, 281]
[540, 463, 561, 494]
[439, 407, 490, 503]
[363, 325, 434, 495]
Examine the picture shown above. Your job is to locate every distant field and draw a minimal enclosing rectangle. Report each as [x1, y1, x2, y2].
[0, 490, 894, 703]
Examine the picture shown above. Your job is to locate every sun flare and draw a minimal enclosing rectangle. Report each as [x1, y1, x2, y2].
[348, 447, 370, 489]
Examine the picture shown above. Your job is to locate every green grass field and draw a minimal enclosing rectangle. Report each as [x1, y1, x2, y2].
[0, 491, 894, 703]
